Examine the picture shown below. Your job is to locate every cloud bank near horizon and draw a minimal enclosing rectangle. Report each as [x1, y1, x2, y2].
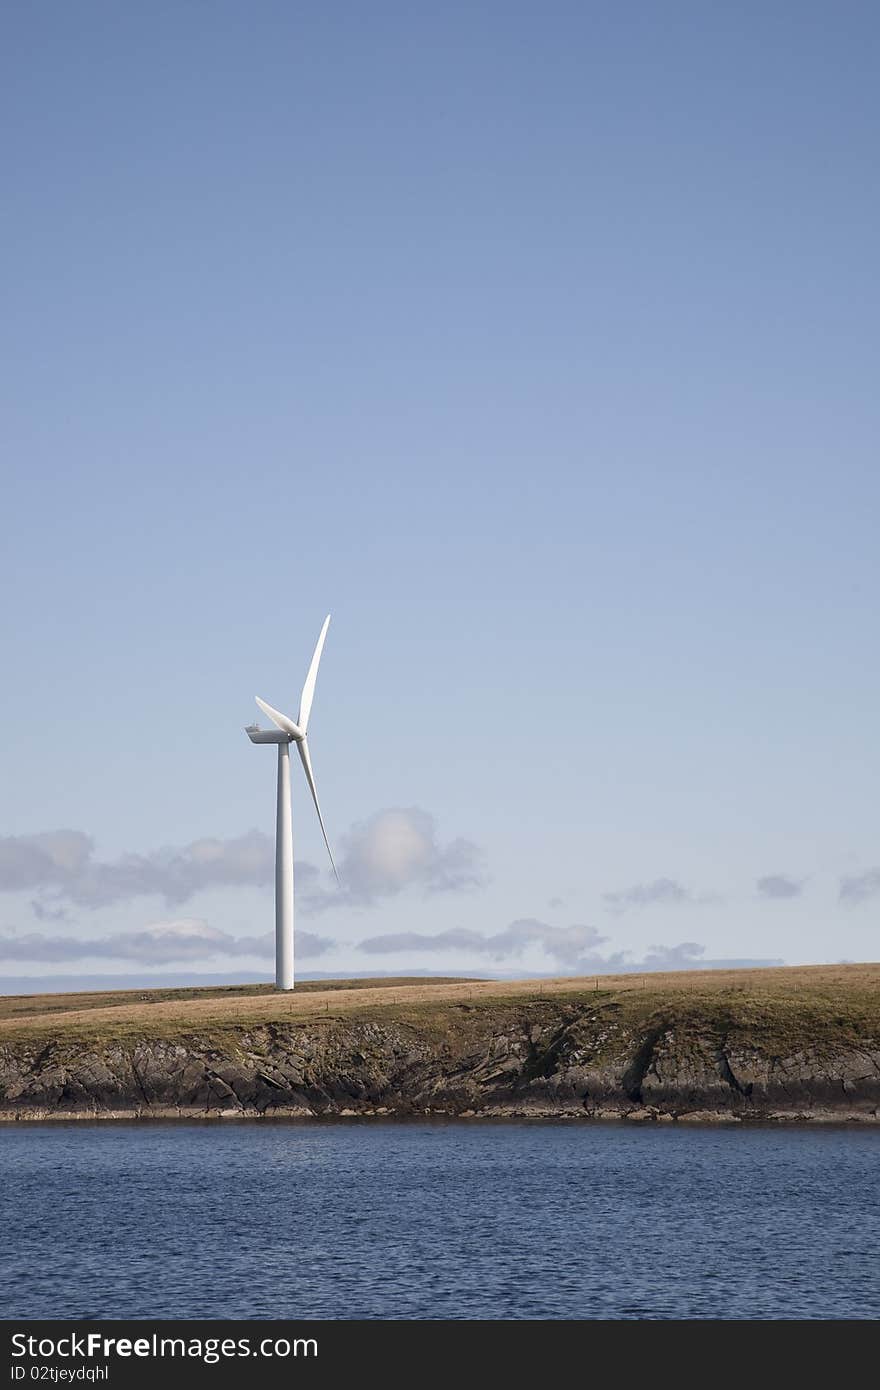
[360, 919, 611, 966]
[0, 914, 782, 974]
[358, 920, 782, 974]
[0, 919, 333, 965]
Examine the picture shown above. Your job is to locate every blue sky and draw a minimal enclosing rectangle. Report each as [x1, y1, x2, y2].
[2, 2, 879, 987]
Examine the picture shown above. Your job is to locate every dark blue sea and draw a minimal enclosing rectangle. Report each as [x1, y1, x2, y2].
[2, 1121, 878, 1320]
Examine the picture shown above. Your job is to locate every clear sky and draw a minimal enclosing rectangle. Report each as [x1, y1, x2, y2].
[2, 2, 878, 988]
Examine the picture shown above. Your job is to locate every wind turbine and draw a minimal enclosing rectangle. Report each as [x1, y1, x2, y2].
[245, 614, 339, 990]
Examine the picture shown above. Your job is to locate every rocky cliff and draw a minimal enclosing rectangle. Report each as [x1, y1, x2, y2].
[2, 972, 879, 1123]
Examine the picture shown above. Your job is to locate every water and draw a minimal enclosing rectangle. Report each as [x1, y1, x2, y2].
[1, 1121, 878, 1320]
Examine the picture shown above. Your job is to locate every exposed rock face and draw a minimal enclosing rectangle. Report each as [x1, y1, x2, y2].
[2, 999, 879, 1123]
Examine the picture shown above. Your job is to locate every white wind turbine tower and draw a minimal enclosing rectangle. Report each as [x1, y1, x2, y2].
[245, 614, 339, 990]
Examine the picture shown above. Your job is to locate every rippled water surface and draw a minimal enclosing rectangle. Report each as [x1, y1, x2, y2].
[2, 1121, 878, 1319]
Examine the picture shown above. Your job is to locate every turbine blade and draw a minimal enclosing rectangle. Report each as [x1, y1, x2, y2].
[255, 697, 301, 740]
[298, 614, 331, 733]
[297, 738, 340, 883]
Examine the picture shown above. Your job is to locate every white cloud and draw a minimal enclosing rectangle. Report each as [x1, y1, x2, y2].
[1, 810, 486, 917]
[306, 807, 487, 911]
[602, 878, 720, 913]
[0, 830, 93, 891]
[756, 874, 805, 900]
[0, 828, 278, 911]
[839, 867, 880, 906]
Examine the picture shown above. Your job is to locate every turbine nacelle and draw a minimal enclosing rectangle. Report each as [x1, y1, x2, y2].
[245, 724, 292, 745]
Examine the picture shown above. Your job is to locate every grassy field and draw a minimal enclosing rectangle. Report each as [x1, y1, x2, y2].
[1, 962, 878, 1046]
[0, 976, 476, 1023]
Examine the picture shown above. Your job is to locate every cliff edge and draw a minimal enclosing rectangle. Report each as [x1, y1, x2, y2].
[1, 965, 878, 1124]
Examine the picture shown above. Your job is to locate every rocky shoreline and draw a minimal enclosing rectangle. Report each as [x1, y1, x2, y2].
[2, 991, 879, 1124]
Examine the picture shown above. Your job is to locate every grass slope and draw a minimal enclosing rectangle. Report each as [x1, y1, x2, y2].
[1, 963, 878, 1052]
